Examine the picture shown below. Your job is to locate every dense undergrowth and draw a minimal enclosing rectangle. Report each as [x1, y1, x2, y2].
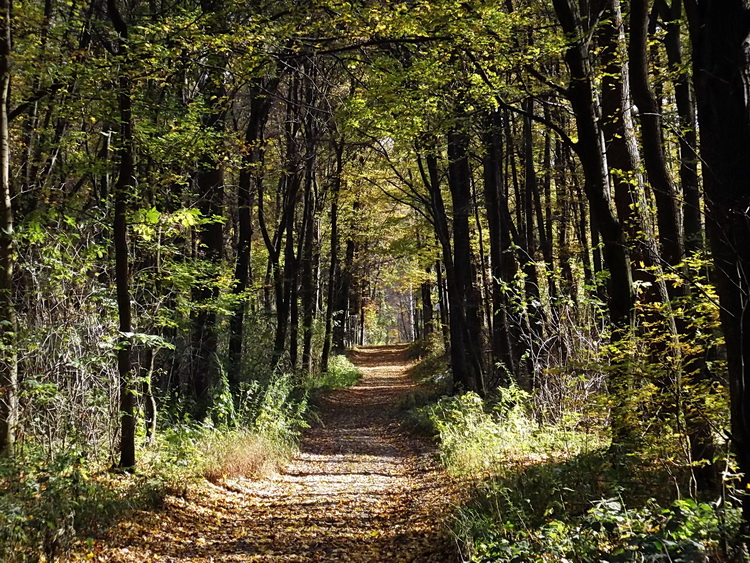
[407, 339, 746, 562]
[0, 355, 360, 562]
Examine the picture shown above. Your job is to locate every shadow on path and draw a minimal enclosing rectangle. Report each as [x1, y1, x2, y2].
[78, 344, 460, 562]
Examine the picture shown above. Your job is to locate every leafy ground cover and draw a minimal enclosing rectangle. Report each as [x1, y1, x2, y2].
[408, 355, 746, 562]
[66, 345, 461, 562]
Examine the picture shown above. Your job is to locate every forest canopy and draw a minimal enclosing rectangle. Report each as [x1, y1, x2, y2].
[1, 0, 750, 559]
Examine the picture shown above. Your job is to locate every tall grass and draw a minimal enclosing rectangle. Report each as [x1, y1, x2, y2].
[0, 366, 312, 561]
[418, 387, 743, 562]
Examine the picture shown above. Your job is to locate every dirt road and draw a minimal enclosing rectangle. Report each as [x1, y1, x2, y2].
[80, 345, 460, 562]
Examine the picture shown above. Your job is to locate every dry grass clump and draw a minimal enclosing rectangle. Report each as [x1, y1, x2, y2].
[199, 430, 291, 483]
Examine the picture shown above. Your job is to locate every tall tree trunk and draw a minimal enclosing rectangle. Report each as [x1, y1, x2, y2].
[482, 111, 516, 386]
[629, 0, 684, 272]
[421, 148, 467, 393]
[521, 99, 545, 345]
[300, 74, 318, 374]
[108, 0, 136, 470]
[191, 0, 227, 415]
[657, 0, 701, 251]
[229, 83, 274, 390]
[0, 0, 16, 454]
[421, 269, 434, 338]
[435, 259, 450, 348]
[447, 122, 485, 395]
[552, 0, 634, 330]
[686, 0, 750, 521]
[552, 0, 636, 447]
[321, 139, 344, 371]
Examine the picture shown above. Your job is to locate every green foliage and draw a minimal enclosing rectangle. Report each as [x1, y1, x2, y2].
[422, 387, 601, 477]
[420, 385, 741, 562]
[0, 452, 164, 562]
[1, 363, 313, 560]
[306, 355, 362, 390]
[458, 491, 743, 562]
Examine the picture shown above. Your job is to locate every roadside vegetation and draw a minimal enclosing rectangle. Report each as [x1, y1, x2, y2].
[408, 309, 745, 562]
[0, 354, 359, 562]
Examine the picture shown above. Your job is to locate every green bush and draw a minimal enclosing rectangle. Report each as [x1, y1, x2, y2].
[0, 452, 164, 562]
[422, 390, 743, 562]
[459, 493, 743, 562]
[0, 366, 313, 561]
[306, 355, 361, 390]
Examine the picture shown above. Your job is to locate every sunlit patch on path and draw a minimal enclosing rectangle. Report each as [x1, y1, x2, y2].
[79, 345, 460, 562]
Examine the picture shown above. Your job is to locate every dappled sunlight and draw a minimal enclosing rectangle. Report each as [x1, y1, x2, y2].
[76, 345, 460, 562]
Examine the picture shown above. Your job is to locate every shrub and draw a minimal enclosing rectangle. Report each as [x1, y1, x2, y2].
[0, 452, 164, 562]
[306, 355, 361, 390]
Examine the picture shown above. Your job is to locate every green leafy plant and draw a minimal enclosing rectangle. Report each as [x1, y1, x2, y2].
[306, 355, 362, 390]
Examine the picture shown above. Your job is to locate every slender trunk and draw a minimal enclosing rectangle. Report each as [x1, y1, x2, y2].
[192, 0, 227, 414]
[421, 270, 434, 338]
[656, 0, 701, 251]
[0, 0, 16, 454]
[521, 99, 544, 340]
[553, 0, 636, 447]
[300, 93, 317, 373]
[447, 123, 485, 395]
[436, 260, 449, 347]
[553, 0, 634, 330]
[229, 84, 274, 389]
[271, 78, 302, 368]
[482, 111, 516, 386]
[630, 0, 684, 270]
[422, 147, 467, 393]
[108, 0, 136, 470]
[321, 139, 344, 371]
[539, 107, 556, 299]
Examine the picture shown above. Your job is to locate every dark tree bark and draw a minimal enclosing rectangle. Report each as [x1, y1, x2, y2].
[552, 0, 635, 331]
[191, 0, 227, 415]
[321, 139, 345, 371]
[482, 111, 517, 386]
[552, 0, 636, 447]
[447, 122, 485, 394]
[420, 269, 434, 338]
[300, 69, 319, 374]
[229, 81, 275, 390]
[685, 0, 750, 522]
[656, 0, 702, 251]
[107, 0, 136, 470]
[435, 259, 450, 348]
[629, 0, 684, 271]
[419, 147, 468, 393]
[521, 99, 545, 342]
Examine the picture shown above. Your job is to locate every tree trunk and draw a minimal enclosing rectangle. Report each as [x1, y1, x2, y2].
[229, 82, 275, 390]
[552, 0, 634, 331]
[191, 0, 227, 415]
[447, 122, 485, 394]
[552, 0, 636, 447]
[321, 139, 344, 371]
[686, 0, 750, 521]
[108, 0, 136, 470]
[629, 0, 684, 271]
[657, 0, 702, 251]
[482, 111, 516, 386]
[0, 0, 16, 454]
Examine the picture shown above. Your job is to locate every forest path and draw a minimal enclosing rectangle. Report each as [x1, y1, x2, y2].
[81, 345, 461, 562]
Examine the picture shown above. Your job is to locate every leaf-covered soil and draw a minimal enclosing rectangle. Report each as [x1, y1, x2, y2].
[76, 345, 461, 562]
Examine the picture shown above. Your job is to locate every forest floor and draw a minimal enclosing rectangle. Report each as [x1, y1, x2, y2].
[75, 345, 462, 562]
